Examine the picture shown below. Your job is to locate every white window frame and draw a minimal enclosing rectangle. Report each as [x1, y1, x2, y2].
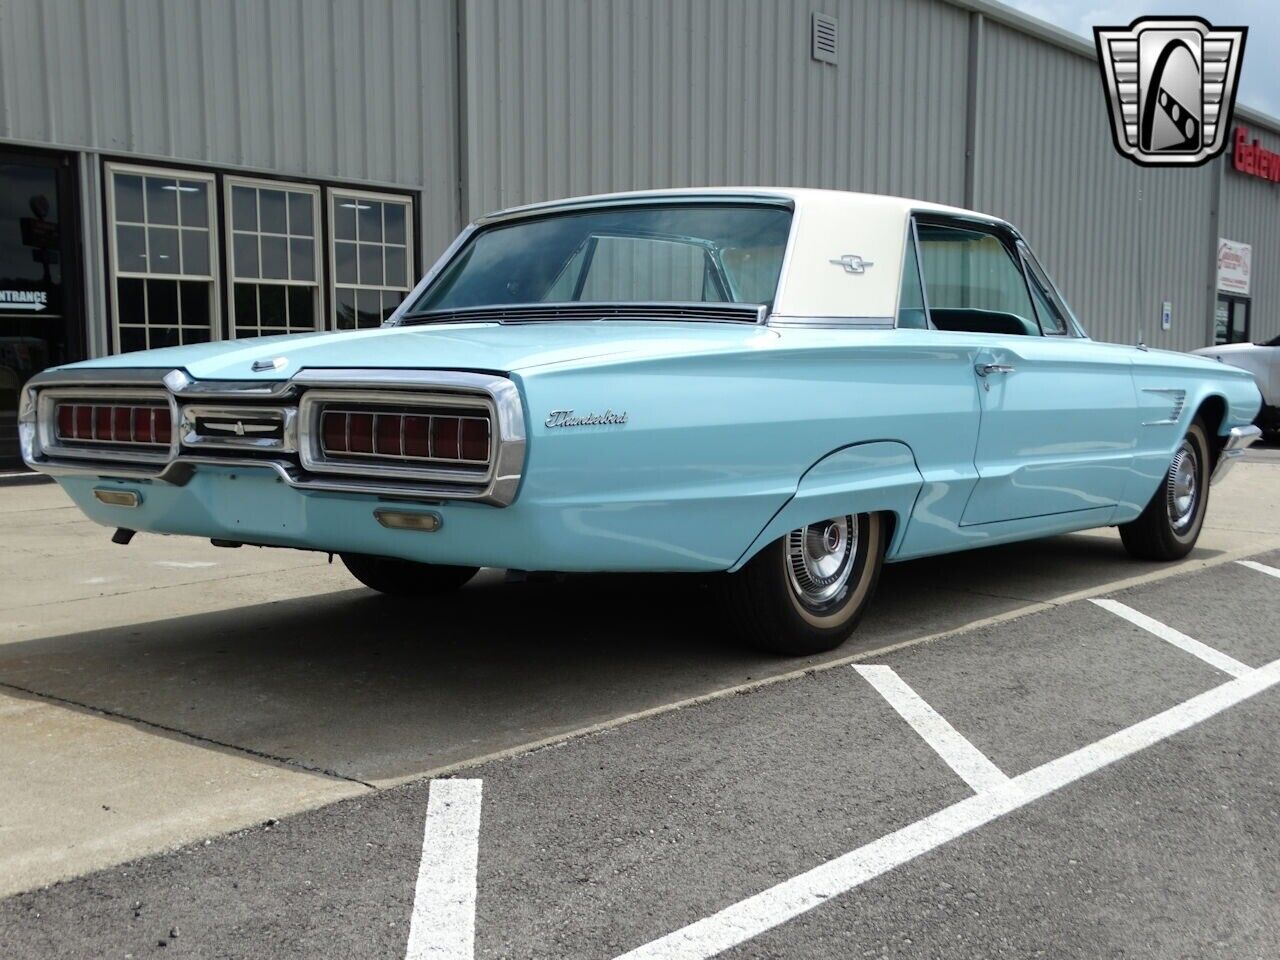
[327, 186, 415, 330]
[223, 175, 324, 337]
[105, 161, 221, 352]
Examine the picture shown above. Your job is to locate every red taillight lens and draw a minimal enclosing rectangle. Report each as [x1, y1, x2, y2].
[153, 408, 172, 444]
[317, 406, 492, 467]
[322, 411, 348, 453]
[54, 402, 169, 446]
[132, 407, 154, 443]
[430, 417, 460, 459]
[375, 414, 402, 456]
[460, 418, 489, 461]
[113, 407, 133, 441]
[56, 404, 75, 439]
[404, 415, 430, 458]
[348, 413, 374, 453]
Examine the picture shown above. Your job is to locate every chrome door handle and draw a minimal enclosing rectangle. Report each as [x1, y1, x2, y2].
[975, 363, 1016, 377]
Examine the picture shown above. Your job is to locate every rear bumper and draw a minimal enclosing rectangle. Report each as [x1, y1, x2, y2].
[1210, 424, 1262, 485]
[55, 465, 785, 573]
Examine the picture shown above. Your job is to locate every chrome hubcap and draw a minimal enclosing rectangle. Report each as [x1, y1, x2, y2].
[786, 515, 858, 607]
[1166, 439, 1199, 530]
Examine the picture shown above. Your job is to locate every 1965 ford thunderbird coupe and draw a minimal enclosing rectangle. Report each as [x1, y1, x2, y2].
[20, 189, 1263, 654]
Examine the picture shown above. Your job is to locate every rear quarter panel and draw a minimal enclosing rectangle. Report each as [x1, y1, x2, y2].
[510, 328, 981, 571]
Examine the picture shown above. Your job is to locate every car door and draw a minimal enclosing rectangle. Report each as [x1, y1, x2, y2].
[914, 217, 1137, 525]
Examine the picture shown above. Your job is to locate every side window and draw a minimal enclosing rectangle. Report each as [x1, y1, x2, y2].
[1019, 247, 1071, 336]
[916, 222, 1041, 336]
[896, 224, 928, 329]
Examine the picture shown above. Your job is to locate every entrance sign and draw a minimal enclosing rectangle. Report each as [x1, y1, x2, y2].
[1217, 238, 1251, 296]
[0, 289, 48, 312]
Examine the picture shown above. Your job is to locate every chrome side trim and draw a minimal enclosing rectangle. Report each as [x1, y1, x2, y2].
[1141, 388, 1187, 426]
[767, 315, 895, 329]
[1210, 424, 1262, 485]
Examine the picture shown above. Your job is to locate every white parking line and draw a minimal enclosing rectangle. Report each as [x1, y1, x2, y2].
[1090, 598, 1252, 678]
[854, 665, 1008, 793]
[612, 656, 1280, 960]
[405, 779, 483, 960]
[1237, 559, 1280, 581]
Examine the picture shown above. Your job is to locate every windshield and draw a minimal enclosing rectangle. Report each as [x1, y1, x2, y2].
[408, 203, 792, 314]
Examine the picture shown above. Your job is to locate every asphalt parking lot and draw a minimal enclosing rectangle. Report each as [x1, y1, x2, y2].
[1, 452, 1278, 959]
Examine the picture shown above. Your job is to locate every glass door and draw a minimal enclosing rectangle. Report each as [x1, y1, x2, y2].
[1214, 294, 1251, 345]
[0, 150, 82, 470]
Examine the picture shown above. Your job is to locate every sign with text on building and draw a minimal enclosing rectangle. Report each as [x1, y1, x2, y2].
[1232, 127, 1280, 183]
[0, 290, 49, 313]
[1217, 238, 1251, 295]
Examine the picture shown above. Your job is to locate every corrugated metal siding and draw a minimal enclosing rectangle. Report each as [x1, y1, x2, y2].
[974, 21, 1214, 353]
[1221, 123, 1280, 343]
[0, 0, 461, 258]
[4, 0, 1280, 352]
[460, 0, 969, 219]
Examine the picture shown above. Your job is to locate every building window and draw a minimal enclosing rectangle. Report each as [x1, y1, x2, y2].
[225, 177, 321, 338]
[107, 164, 218, 352]
[329, 189, 414, 329]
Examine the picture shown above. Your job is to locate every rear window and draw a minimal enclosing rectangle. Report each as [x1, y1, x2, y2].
[410, 203, 792, 312]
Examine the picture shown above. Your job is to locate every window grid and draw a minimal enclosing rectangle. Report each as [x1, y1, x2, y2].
[330, 189, 414, 330]
[107, 163, 218, 353]
[225, 177, 322, 339]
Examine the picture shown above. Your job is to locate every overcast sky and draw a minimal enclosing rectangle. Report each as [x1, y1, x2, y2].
[1003, 1, 1279, 118]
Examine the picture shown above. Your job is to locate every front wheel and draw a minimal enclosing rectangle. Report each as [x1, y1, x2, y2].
[340, 553, 479, 596]
[721, 512, 885, 656]
[1119, 420, 1211, 561]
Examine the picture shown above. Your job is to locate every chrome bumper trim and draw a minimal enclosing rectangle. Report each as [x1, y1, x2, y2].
[1210, 424, 1262, 485]
[19, 367, 527, 507]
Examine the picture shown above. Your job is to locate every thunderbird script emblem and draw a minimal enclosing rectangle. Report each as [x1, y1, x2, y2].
[545, 409, 627, 428]
[1094, 17, 1247, 167]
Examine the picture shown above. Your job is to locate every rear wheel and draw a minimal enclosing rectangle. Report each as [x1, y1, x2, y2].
[1119, 420, 1211, 561]
[722, 512, 885, 656]
[340, 553, 479, 596]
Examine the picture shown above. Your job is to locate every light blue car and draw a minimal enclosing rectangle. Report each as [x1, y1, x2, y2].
[20, 189, 1263, 654]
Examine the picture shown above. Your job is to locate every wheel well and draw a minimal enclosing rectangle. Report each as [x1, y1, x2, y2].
[879, 510, 899, 557]
[1193, 395, 1227, 467]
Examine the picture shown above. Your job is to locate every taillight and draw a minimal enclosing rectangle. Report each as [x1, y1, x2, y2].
[318, 409, 490, 466]
[54, 402, 171, 446]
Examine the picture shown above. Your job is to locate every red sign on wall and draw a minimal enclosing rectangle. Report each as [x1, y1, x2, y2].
[1233, 126, 1280, 182]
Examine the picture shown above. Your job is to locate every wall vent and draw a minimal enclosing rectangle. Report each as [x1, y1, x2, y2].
[811, 13, 838, 64]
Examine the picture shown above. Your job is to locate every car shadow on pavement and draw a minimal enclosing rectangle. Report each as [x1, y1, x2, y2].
[0, 532, 1219, 784]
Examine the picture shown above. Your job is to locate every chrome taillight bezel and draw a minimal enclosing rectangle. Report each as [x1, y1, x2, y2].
[298, 389, 498, 485]
[35, 386, 180, 465]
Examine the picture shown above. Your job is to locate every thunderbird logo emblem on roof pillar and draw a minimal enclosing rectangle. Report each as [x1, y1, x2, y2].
[1094, 17, 1247, 167]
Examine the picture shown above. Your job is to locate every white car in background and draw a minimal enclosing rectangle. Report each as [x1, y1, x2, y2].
[1194, 336, 1280, 440]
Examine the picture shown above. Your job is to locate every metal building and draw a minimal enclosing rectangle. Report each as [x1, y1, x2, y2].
[1, 0, 1277, 469]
